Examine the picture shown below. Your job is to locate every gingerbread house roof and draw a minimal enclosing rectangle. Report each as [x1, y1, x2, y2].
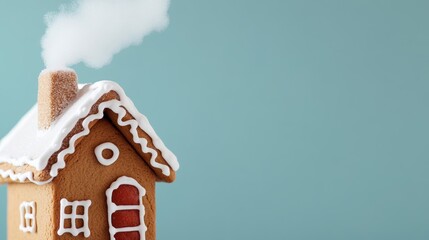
[0, 81, 179, 185]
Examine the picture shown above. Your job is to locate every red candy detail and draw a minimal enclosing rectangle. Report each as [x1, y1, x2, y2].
[112, 210, 140, 228]
[112, 184, 140, 205]
[115, 231, 140, 240]
[110, 184, 143, 234]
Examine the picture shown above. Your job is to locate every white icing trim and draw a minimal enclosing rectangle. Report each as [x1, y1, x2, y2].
[50, 100, 171, 178]
[0, 169, 49, 185]
[106, 176, 147, 240]
[19, 201, 36, 233]
[95, 142, 120, 166]
[0, 81, 179, 185]
[58, 199, 92, 238]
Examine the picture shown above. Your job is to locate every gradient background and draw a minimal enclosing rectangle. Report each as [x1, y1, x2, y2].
[1, 0, 429, 239]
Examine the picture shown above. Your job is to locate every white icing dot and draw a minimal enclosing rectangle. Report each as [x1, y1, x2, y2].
[95, 142, 120, 166]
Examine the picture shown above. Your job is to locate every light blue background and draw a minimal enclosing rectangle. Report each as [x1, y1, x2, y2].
[1, 0, 429, 239]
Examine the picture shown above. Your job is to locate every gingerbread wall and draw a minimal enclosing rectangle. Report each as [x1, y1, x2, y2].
[52, 118, 157, 240]
[7, 182, 55, 239]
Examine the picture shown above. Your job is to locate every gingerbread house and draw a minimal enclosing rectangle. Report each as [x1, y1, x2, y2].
[0, 69, 179, 240]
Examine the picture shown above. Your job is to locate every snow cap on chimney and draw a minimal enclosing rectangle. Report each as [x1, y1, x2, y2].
[38, 69, 78, 129]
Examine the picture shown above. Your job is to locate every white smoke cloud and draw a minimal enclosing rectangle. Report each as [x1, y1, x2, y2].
[41, 0, 170, 69]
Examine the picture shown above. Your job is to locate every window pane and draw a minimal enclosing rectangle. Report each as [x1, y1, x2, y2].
[76, 219, 84, 229]
[64, 219, 72, 229]
[64, 206, 73, 214]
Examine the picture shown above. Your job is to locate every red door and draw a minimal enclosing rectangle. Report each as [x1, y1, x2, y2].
[106, 176, 147, 240]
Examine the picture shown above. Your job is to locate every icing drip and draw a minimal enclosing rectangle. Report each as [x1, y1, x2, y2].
[57, 199, 92, 238]
[50, 100, 171, 179]
[0, 80, 179, 185]
[95, 142, 120, 166]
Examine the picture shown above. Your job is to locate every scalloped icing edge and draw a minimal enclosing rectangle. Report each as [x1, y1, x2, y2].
[0, 81, 180, 185]
[0, 96, 177, 185]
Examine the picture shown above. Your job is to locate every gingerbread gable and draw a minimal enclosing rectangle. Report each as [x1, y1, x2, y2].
[0, 81, 179, 185]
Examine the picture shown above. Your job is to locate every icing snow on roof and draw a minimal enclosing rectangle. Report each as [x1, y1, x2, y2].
[0, 81, 179, 184]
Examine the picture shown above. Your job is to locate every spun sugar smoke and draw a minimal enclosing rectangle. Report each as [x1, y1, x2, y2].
[41, 0, 170, 69]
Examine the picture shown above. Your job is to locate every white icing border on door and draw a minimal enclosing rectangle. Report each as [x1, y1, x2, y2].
[106, 176, 147, 240]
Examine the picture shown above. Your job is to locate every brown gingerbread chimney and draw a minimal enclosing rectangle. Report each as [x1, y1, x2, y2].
[38, 69, 78, 129]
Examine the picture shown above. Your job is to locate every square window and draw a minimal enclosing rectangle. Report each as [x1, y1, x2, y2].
[57, 199, 92, 238]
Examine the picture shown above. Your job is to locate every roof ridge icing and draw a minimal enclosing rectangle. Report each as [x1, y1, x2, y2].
[0, 81, 179, 185]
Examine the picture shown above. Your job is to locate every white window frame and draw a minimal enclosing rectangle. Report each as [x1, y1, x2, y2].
[57, 199, 92, 238]
[106, 176, 147, 240]
[19, 201, 36, 233]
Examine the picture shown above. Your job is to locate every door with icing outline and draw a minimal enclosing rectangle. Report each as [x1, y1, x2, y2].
[106, 176, 147, 240]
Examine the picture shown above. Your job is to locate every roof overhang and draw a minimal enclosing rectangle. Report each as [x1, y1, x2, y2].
[0, 81, 179, 185]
